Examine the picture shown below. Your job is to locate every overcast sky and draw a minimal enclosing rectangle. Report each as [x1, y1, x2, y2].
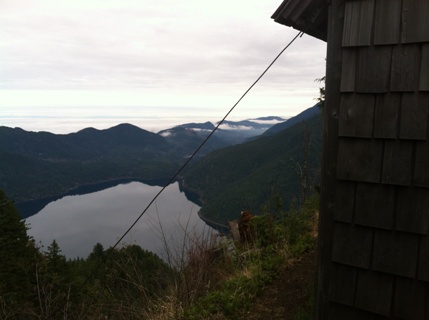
[0, 0, 326, 133]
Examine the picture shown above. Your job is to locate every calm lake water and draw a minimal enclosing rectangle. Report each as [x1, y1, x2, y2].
[25, 181, 210, 260]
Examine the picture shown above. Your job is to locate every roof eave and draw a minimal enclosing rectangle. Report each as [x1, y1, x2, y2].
[271, 0, 329, 42]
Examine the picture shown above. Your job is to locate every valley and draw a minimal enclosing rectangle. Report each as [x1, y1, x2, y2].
[1, 106, 321, 227]
[1, 106, 322, 319]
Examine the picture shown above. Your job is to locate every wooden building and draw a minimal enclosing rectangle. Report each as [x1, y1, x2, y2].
[273, 0, 429, 319]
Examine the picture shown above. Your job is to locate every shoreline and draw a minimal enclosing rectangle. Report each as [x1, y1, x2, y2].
[17, 177, 171, 219]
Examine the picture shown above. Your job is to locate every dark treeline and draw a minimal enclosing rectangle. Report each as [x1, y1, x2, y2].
[0, 189, 172, 319]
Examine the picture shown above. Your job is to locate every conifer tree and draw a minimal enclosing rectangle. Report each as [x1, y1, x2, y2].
[0, 189, 38, 304]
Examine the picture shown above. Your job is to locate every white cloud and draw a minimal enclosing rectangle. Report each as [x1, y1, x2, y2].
[248, 118, 287, 125]
[159, 130, 173, 138]
[218, 124, 253, 131]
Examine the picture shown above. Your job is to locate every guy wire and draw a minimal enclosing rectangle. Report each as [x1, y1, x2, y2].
[47, 29, 304, 319]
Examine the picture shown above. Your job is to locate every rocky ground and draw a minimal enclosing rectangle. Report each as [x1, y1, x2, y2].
[245, 250, 317, 320]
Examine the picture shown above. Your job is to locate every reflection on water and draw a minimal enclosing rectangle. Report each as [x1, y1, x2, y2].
[25, 182, 208, 260]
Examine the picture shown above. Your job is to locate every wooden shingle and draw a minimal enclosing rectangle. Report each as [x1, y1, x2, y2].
[339, 93, 375, 138]
[373, 0, 401, 45]
[337, 138, 382, 183]
[329, 303, 376, 320]
[354, 183, 394, 230]
[332, 223, 373, 269]
[393, 277, 427, 320]
[372, 230, 419, 278]
[391, 44, 421, 92]
[356, 46, 391, 93]
[382, 140, 413, 186]
[414, 142, 429, 188]
[342, 0, 374, 47]
[418, 235, 429, 282]
[397, 187, 429, 235]
[355, 269, 393, 316]
[273, 0, 429, 318]
[374, 93, 400, 139]
[402, 0, 429, 44]
[420, 44, 429, 91]
[335, 181, 356, 223]
[400, 93, 429, 140]
[329, 263, 358, 306]
[341, 49, 357, 92]
[282, 0, 313, 22]
[271, 0, 328, 42]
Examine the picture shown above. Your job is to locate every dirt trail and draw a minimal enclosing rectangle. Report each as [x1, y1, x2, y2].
[245, 250, 317, 320]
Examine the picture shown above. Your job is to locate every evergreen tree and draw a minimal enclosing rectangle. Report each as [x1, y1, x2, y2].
[88, 242, 105, 262]
[0, 189, 38, 304]
[46, 239, 66, 274]
[34, 239, 72, 318]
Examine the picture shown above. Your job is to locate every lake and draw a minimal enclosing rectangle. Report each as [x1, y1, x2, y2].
[25, 181, 211, 260]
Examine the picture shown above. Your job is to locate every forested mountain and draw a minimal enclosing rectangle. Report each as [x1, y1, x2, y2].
[158, 125, 227, 157]
[158, 116, 284, 150]
[262, 104, 320, 136]
[0, 123, 171, 161]
[1, 123, 175, 202]
[0, 110, 322, 316]
[0, 124, 178, 202]
[180, 111, 322, 226]
[0, 118, 279, 203]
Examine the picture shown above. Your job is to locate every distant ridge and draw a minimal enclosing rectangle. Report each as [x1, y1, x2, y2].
[0, 123, 170, 161]
[249, 116, 285, 121]
[262, 104, 320, 136]
[176, 121, 215, 130]
[1, 110, 312, 208]
[0, 117, 281, 203]
[158, 117, 284, 152]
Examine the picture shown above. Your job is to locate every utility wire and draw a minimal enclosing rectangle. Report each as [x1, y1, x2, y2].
[47, 29, 304, 319]
[106, 30, 304, 255]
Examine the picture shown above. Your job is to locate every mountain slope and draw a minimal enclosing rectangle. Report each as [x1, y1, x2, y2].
[159, 117, 285, 153]
[263, 104, 320, 137]
[181, 111, 322, 226]
[0, 124, 177, 202]
[1, 111, 314, 207]
[159, 126, 228, 157]
[0, 123, 171, 161]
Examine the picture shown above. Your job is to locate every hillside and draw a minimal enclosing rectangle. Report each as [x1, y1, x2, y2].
[0, 124, 177, 202]
[0, 185, 318, 319]
[158, 116, 284, 151]
[0, 118, 280, 203]
[247, 250, 317, 320]
[1, 111, 321, 319]
[180, 110, 322, 226]
[262, 104, 320, 136]
[0, 123, 171, 161]
[158, 125, 227, 158]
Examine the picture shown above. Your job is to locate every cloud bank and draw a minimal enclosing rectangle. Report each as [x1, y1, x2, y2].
[0, 0, 326, 132]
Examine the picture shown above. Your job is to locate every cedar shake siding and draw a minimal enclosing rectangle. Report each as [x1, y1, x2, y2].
[272, 0, 429, 319]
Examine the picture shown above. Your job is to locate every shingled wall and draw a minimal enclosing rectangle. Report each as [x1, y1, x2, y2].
[323, 0, 429, 318]
[273, 0, 429, 318]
